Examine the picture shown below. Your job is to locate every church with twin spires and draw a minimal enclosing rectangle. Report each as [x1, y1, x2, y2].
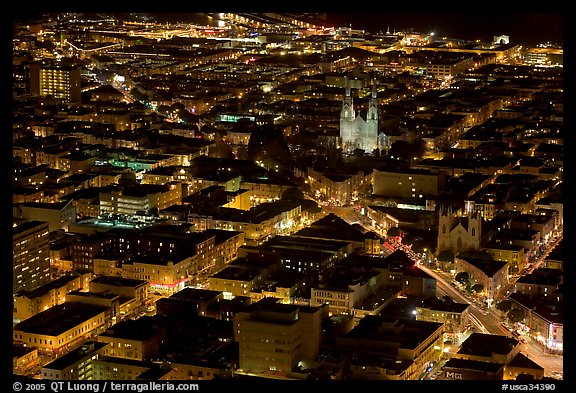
[436, 205, 484, 256]
[339, 82, 388, 154]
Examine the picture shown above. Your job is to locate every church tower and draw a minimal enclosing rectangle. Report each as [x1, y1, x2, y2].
[339, 81, 378, 154]
[365, 84, 379, 153]
[366, 84, 378, 123]
[436, 206, 483, 256]
[467, 211, 482, 250]
[437, 205, 453, 254]
[340, 78, 355, 122]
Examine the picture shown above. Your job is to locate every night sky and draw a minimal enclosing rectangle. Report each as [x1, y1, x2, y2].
[323, 13, 563, 46]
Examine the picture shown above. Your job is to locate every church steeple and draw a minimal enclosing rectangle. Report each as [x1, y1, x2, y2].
[340, 77, 355, 120]
[366, 84, 378, 122]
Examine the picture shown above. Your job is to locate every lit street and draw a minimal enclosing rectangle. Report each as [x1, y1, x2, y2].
[322, 204, 563, 379]
[12, 12, 563, 384]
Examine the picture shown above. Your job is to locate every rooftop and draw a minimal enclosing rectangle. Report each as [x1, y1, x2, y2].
[342, 314, 443, 350]
[14, 302, 109, 336]
[457, 332, 519, 357]
[42, 341, 108, 371]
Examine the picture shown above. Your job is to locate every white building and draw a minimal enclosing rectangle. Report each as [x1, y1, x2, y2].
[340, 83, 387, 154]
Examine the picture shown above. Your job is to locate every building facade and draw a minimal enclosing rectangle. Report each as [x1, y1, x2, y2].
[340, 84, 385, 154]
[29, 61, 82, 102]
[13, 221, 51, 294]
[437, 206, 483, 256]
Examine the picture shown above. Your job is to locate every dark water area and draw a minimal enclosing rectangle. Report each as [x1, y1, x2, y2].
[323, 13, 563, 46]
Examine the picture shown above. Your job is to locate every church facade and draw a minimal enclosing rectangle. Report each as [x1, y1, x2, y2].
[339, 85, 387, 154]
[437, 205, 483, 256]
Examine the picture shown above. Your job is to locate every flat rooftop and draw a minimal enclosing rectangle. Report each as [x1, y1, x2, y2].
[14, 302, 109, 336]
[42, 341, 108, 371]
[457, 332, 519, 357]
[342, 314, 443, 350]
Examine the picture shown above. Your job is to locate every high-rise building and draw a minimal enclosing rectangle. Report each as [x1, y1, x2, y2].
[28, 60, 81, 102]
[13, 220, 51, 293]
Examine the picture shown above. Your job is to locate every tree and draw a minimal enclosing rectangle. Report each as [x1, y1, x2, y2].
[156, 105, 171, 116]
[386, 227, 400, 237]
[496, 299, 513, 312]
[411, 238, 428, 254]
[388, 139, 426, 163]
[130, 88, 148, 102]
[507, 308, 526, 324]
[455, 272, 470, 285]
[436, 249, 455, 263]
[281, 187, 304, 201]
[170, 103, 199, 124]
[401, 232, 416, 246]
[388, 140, 411, 160]
[471, 284, 484, 293]
[247, 125, 292, 172]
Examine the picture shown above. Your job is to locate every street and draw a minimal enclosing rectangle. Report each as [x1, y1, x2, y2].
[319, 203, 563, 380]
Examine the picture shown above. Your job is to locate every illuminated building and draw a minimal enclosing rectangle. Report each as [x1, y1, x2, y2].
[311, 268, 382, 316]
[307, 168, 370, 206]
[339, 84, 380, 154]
[482, 243, 525, 275]
[372, 168, 445, 199]
[508, 292, 563, 355]
[94, 255, 192, 296]
[441, 358, 504, 380]
[293, 213, 366, 252]
[13, 302, 109, 354]
[211, 200, 303, 245]
[92, 357, 174, 380]
[41, 341, 108, 380]
[366, 205, 437, 234]
[444, 333, 539, 380]
[65, 290, 127, 324]
[156, 287, 223, 318]
[242, 235, 347, 276]
[437, 206, 483, 255]
[454, 256, 508, 304]
[13, 200, 77, 232]
[13, 345, 40, 376]
[55, 151, 97, 174]
[99, 182, 182, 216]
[96, 316, 169, 361]
[13, 220, 51, 294]
[523, 46, 563, 66]
[13, 270, 93, 322]
[28, 60, 82, 102]
[414, 298, 471, 342]
[89, 276, 149, 305]
[208, 263, 269, 299]
[13, 164, 51, 186]
[92, 227, 244, 292]
[233, 299, 326, 373]
[335, 315, 445, 380]
[61, 188, 101, 219]
[69, 232, 113, 271]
